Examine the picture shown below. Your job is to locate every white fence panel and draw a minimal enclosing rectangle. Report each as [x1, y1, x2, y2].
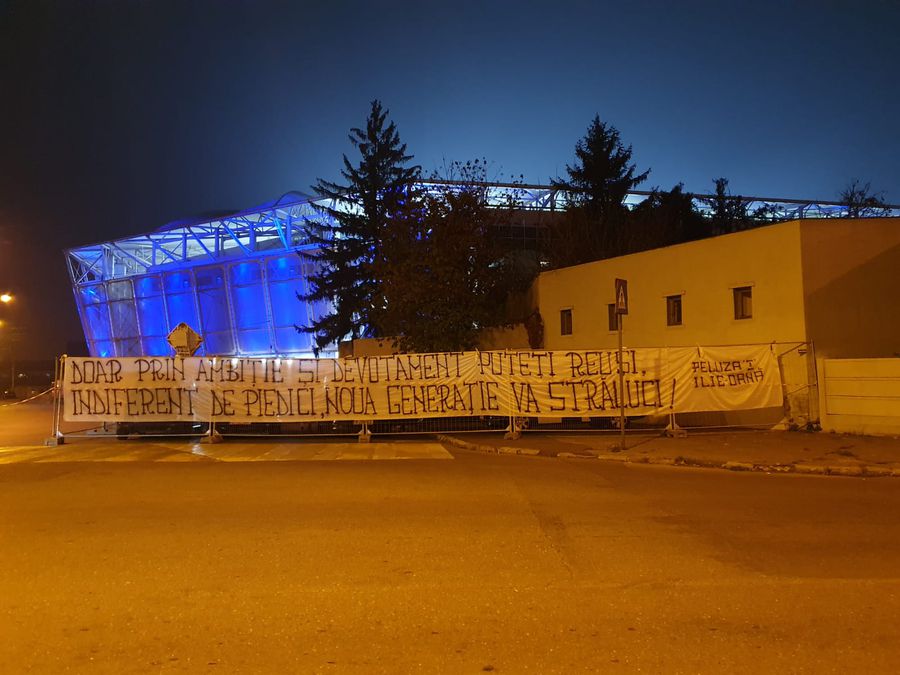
[822, 358, 900, 435]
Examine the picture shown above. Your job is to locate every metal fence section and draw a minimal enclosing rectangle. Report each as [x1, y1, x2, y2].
[53, 416, 510, 442]
[518, 414, 669, 435]
[515, 341, 819, 435]
[49, 352, 510, 441]
[47, 355, 210, 442]
[671, 341, 818, 432]
[50, 344, 819, 442]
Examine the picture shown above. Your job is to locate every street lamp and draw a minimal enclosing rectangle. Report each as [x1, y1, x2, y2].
[0, 293, 14, 395]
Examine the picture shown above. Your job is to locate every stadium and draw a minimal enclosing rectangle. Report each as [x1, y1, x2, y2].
[65, 183, 896, 360]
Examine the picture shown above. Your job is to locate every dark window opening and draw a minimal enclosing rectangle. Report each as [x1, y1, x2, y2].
[733, 286, 752, 320]
[560, 308, 573, 335]
[666, 295, 683, 326]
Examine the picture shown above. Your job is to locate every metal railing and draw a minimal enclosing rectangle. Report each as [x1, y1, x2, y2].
[47, 342, 818, 443]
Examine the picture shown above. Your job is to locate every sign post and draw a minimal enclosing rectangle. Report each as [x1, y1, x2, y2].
[166, 323, 203, 357]
[166, 323, 218, 442]
[614, 278, 628, 450]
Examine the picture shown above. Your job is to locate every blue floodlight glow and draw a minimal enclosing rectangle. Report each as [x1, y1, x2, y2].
[66, 184, 897, 359]
[69, 246, 330, 358]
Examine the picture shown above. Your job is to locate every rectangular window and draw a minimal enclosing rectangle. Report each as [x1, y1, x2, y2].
[666, 295, 683, 326]
[733, 286, 753, 320]
[607, 303, 620, 331]
[560, 308, 573, 336]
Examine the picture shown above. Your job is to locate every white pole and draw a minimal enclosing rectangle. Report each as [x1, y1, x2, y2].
[617, 315, 625, 449]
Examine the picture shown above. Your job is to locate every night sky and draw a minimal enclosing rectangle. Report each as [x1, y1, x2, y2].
[1, 0, 898, 359]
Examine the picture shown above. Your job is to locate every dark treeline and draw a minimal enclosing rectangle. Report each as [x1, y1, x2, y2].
[298, 101, 890, 352]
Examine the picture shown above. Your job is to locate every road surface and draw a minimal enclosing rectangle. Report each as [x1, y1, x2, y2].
[2, 443, 899, 672]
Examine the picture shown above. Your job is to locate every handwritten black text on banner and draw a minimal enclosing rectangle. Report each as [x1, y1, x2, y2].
[63, 347, 782, 423]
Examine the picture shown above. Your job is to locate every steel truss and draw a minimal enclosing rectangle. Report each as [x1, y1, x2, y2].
[66, 182, 899, 285]
[65, 183, 899, 359]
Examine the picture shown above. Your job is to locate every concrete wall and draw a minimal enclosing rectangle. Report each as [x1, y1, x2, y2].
[535, 221, 808, 350]
[478, 325, 530, 350]
[339, 338, 398, 358]
[343, 330, 534, 355]
[819, 358, 900, 436]
[800, 218, 900, 358]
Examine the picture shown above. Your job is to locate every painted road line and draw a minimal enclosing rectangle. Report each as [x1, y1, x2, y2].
[0, 441, 453, 462]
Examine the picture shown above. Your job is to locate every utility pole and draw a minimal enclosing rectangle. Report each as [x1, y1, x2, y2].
[0, 292, 12, 395]
[614, 279, 629, 450]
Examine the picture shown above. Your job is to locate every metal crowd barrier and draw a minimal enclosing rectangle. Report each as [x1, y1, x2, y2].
[46, 341, 818, 443]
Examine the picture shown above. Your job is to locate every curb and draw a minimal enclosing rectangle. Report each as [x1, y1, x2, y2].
[436, 435, 900, 478]
[437, 435, 541, 457]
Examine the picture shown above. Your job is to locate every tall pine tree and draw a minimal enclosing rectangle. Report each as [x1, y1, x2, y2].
[554, 116, 649, 215]
[299, 100, 420, 349]
[546, 116, 649, 266]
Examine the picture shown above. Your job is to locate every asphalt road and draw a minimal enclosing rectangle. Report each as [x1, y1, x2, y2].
[2, 446, 899, 673]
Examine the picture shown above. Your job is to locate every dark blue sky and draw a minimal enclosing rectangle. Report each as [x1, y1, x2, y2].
[1, 0, 898, 357]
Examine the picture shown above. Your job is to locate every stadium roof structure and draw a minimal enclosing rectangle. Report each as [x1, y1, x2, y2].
[66, 181, 900, 359]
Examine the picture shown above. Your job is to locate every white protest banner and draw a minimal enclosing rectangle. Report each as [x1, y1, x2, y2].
[61, 346, 783, 424]
[669, 345, 783, 413]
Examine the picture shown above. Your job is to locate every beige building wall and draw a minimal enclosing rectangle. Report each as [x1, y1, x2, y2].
[339, 337, 398, 357]
[536, 221, 808, 351]
[478, 324, 530, 350]
[800, 218, 900, 358]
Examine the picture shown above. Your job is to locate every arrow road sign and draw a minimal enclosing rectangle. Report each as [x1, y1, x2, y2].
[615, 278, 628, 315]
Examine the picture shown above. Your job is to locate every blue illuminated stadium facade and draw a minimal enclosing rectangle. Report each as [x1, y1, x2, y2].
[65, 183, 897, 359]
[66, 191, 331, 358]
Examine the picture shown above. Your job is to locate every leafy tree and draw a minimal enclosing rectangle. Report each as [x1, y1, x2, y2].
[541, 204, 607, 268]
[376, 160, 533, 353]
[627, 183, 708, 252]
[706, 177, 752, 235]
[299, 100, 420, 349]
[840, 179, 890, 217]
[748, 203, 785, 223]
[545, 116, 649, 266]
